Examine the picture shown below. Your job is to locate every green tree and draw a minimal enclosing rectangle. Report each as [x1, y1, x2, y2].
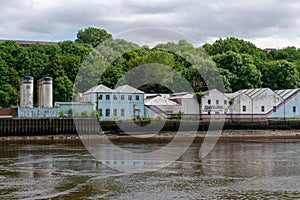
[75, 27, 112, 48]
[54, 76, 74, 102]
[262, 60, 299, 89]
[213, 51, 262, 91]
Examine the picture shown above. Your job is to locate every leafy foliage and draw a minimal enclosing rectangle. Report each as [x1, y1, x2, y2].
[1, 28, 300, 107]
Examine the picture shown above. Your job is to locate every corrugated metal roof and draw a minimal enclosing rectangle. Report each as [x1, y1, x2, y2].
[225, 92, 240, 98]
[238, 88, 269, 98]
[275, 89, 300, 99]
[145, 96, 179, 106]
[114, 85, 144, 93]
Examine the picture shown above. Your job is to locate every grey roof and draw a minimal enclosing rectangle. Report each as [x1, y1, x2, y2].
[202, 89, 222, 95]
[169, 92, 194, 99]
[237, 88, 270, 98]
[114, 85, 144, 93]
[275, 89, 300, 99]
[84, 84, 115, 94]
[145, 96, 179, 106]
[226, 91, 251, 99]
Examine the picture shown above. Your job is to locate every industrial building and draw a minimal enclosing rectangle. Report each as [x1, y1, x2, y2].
[16, 75, 300, 120]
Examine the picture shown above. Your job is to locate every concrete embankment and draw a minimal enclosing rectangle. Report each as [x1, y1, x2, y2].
[1, 118, 300, 137]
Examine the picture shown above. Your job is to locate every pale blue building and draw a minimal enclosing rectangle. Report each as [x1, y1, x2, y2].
[114, 85, 145, 120]
[269, 89, 300, 119]
[81, 84, 144, 120]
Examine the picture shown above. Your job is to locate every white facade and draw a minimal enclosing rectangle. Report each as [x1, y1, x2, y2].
[38, 77, 53, 108]
[226, 92, 252, 114]
[238, 88, 283, 115]
[169, 92, 199, 115]
[20, 76, 34, 108]
[201, 89, 229, 115]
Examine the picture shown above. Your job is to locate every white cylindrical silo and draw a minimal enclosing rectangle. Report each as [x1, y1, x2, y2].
[41, 77, 53, 108]
[20, 76, 34, 108]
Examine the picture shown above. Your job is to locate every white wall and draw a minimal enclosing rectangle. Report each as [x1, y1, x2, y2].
[252, 89, 283, 114]
[201, 89, 229, 114]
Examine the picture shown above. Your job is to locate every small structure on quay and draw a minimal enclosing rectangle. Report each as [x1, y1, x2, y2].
[19, 76, 34, 108]
[38, 77, 53, 108]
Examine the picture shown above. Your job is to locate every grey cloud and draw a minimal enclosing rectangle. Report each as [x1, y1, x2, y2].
[1, 0, 300, 48]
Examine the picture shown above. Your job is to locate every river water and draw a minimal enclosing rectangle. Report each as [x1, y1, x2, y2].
[0, 137, 300, 199]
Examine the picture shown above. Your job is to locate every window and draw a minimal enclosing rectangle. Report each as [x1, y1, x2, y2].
[106, 95, 110, 100]
[242, 106, 246, 112]
[121, 109, 125, 117]
[98, 95, 102, 100]
[128, 95, 132, 101]
[273, 106, 276, 112]
[105, 109, 110, 116]
[99, 109, 102, 116]
[261, 106, 265, 112]
[208, 111, 211, 115]
[216, 100, 219, 105]
[121, 95, 125, 100]
[224, 100, 227, 105]
[113, 95, 117, 100]
[113, 108, 117, 116]
[293, 106, 296, 113]
[208, 99, 211, 104]
[136, 95, 139, 101]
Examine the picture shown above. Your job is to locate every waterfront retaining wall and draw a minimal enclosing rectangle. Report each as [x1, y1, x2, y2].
[1, 118, 300, 136]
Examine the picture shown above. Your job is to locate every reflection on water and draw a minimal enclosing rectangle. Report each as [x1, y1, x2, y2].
[0, 138, 300, 199]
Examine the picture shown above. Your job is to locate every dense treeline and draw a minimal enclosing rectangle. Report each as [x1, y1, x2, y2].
[0, 27, 300, 108]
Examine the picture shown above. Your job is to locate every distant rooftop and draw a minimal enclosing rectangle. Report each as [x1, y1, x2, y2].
[114, 85, 144, 93]
[84, 84, 116, 94]
[0, 39, 57, 47]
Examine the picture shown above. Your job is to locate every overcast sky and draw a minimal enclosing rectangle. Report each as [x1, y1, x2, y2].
[1, 0, 300, 49]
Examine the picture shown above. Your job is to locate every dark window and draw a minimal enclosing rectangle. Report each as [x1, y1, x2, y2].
[242, 106, 246, 112]
[273, 106, 276, 112]
[99, 109, 102, 116]
[98, 95, 102, 100]
[136, 95, 139, 100]
[128, 95, 132, 101]
[121, 95, 125, 100]
[293, 106, 296, 113]
[208, 111, 211, 115]
[216, 100, 219, 105]
[208, 99, 211, 104]
[105, 109, 110, 116]
[121, 109, 125, 117]
[224, 100, 227, 105]
[261, 106, 265, 112]
[113, 95, 117, 100]
[106, 95, 110, 100]
[113, 108, 117, 116]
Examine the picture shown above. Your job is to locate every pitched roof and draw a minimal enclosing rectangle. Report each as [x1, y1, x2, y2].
[114, 85, 144, 93]
[169, 92, 194, 99]
[237, 88, 270, 98]
[84, 84, 115, 94]
[145, 96, 179, 106]
[275, 89, 300, 99]
[226, 91, 250, 99]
